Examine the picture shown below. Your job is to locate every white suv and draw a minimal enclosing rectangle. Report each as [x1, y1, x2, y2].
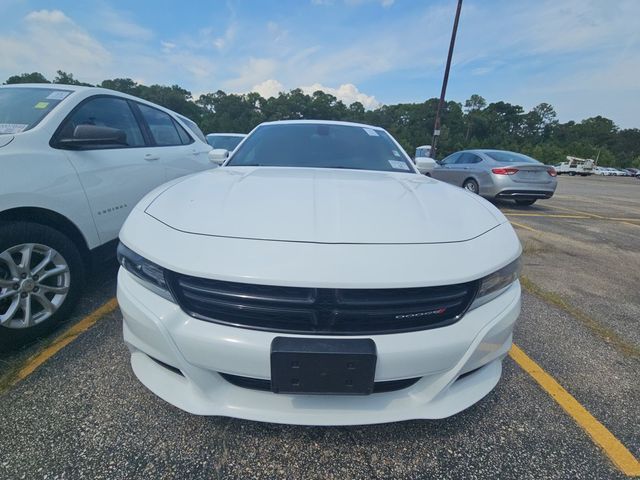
[0, 84, 212, 346]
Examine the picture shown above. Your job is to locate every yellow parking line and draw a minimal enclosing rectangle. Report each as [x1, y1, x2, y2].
[610, 217, 640, 222]
[505, 213, 589, 219]
[509, 221, 539, 232]
[11, 297, 118, 386]
[510, 344, 640, 477]
[620, 221, 640, 228]
[543, 204, 605, 219]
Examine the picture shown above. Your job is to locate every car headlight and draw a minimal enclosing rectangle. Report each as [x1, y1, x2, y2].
[470, 257, 521, 310]
[117, 242, 174, 302]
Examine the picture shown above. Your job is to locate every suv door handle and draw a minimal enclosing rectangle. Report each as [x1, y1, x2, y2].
[144, 154, 160, 161]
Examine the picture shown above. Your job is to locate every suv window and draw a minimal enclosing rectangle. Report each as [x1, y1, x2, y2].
[178, 115, 207, 143]
[174, 120, 193, 145]
[137, 104, 183, 146]
[57, 96, 145, 147]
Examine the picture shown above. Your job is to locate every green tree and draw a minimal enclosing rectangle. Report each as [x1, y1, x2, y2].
[52, 70, 93, 86]
[4, 72, 50, 84]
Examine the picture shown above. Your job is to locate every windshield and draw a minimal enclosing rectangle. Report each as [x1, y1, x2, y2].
[0, 87, 72, 134]
[207, 135, 245, 150]
[484, 151, 540, 164]
[228, 123, 414, 173]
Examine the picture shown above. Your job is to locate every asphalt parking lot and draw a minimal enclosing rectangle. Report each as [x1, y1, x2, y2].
[1, 175, 638, 479]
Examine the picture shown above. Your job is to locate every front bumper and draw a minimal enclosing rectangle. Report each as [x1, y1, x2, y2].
[118, 268, 521, 426]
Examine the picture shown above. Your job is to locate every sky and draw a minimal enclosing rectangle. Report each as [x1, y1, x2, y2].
[0, 0, 638, 128]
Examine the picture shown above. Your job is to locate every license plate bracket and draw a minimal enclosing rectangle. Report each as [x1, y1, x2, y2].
[270, 337, 377, 395]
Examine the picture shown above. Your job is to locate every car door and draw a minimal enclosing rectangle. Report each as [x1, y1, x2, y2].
[53, 95, 167, 244]
[431, 152, 461, 183]
[134, 102, 211, 181]
[451, 152, 484, 186]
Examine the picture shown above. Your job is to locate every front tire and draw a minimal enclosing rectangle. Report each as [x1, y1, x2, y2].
[463, 179, 479, 194]
[515, 199, 537, 206]
[0, 222, 85, 350]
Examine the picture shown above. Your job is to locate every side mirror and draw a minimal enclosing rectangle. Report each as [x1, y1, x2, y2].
[415, 157, 437, 175]
[209, 148, 229, 165]
[57, 125, 127, 148]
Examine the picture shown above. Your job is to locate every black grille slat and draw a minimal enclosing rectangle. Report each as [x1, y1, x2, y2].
[219, 373, 421, 394]
[167, 271, 479, 335]
[336, 287, 468, 306]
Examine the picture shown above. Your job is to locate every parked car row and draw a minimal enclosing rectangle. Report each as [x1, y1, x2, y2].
[594, 166, 640, 177]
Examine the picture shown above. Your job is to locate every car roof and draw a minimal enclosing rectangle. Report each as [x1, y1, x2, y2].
[206, 133, 246, 137]
[0, 83, 90, 92]
[1, 83, 200, 132]
[258, 119, 385, 130]
[466, 149, 524, 155]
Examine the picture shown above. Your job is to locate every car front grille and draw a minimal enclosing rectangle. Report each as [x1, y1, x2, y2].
[166, 272, 479, 335]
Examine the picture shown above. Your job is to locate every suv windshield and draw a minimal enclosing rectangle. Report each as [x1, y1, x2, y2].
[207, 135, 244, 150]
[485, 151, 540, 164]
[0, 87, 72, 134]
[228, 123, 413, 173]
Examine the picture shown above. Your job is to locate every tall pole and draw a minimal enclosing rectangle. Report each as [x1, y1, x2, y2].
[431, 0, 463, 160]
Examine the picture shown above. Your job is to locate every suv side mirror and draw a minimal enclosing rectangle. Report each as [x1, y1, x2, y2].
[209, 148, 229, 165]
[415, 157, 437, 175]
[57, 125, 127, 149]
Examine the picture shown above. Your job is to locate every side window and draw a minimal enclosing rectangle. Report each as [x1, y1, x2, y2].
[57, 96, 145, 148]
[174, 120, 193, 145]
[137, 104, 182, 146]
[456, 153, 476, 164]
[441, 153, 460, 165]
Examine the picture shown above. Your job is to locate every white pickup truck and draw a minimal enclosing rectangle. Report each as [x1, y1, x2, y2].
[414, 145, 436, 175]
[555, 156, 595, 176]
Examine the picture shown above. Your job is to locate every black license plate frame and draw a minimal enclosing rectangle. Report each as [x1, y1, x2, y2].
[270, 337, 377, 395]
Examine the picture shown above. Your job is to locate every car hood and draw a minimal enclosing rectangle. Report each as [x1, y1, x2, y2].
[0, 135, 14, 148]
[144, 167, 503, 244]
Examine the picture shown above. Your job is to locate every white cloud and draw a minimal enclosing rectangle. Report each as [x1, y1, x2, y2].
[0, 10, 112, 81]
[213, 23, 237, 50]
[99, 7, 153, 41]
[224, 57, 279, 91]
[24, 9, 68, 23]
[302, 83, 379, 108]
[251, 79, 285, 98]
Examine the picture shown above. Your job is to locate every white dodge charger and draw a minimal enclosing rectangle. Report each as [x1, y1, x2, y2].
[117, 120, 522, 425]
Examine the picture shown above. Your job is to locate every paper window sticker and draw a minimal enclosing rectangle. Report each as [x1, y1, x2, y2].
[388, 160, 410, 171]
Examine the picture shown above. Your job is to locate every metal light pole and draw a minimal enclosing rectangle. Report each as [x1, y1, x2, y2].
[431, 0, 463, 160]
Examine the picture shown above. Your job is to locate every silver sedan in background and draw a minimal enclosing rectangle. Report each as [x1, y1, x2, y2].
[431, 149, 558, 206]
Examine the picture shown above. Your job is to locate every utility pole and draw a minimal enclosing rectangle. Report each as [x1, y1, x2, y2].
[431, 0, 463, 160]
